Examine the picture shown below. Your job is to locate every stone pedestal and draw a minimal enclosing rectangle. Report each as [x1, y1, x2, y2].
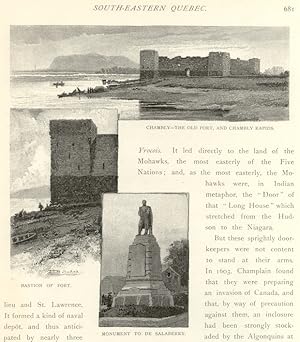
[113, 234, 174, 307]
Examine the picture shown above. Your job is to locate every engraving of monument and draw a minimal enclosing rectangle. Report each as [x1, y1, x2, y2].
[100, 193, 189, 327]
[113, 200, 174, 307]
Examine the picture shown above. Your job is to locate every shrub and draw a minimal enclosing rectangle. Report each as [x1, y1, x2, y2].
[102, 305, 185, 318]
[173, 293, 188, 311]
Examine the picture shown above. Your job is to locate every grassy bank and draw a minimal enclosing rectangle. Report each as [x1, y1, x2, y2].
[86, 76, 289, 121]
[99, 312, 188, 327]
[153, 75, 288, 90]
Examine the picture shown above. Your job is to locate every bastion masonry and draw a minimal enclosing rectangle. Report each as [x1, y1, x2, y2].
[50, 119, 118, 204]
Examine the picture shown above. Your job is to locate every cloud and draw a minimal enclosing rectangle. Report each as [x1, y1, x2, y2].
[10, 26, 147, 45]
[11, 25, 288, 45]
[10, 108, 118, 194]
[10, 26, 289, 73]
[11, 144, 50, 193]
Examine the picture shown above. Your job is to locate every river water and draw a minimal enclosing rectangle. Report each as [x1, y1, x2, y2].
[11, 71, 140, 119]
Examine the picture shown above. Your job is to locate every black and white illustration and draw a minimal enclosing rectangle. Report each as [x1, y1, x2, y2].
[99, 193, 189, 327]
[10, 108, 118, 276]
[11, 26, 289, 121]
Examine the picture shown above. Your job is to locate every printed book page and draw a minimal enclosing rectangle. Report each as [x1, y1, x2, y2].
[0, 0, 299, 341]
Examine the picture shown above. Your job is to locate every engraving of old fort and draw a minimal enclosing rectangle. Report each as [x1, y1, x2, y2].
[11, 26, 289, 120]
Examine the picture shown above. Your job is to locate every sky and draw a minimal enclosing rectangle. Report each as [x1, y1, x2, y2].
[10, 26, 289, 71]
[101, 193, 189, 278]
[10, 108, 118, 194]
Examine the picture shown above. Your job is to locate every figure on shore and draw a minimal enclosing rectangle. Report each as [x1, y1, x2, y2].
[138, 200, 153, 235]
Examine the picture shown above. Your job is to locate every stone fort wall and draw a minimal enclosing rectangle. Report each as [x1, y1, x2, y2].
[230, 58, 260, 75]
[140, 50, 260, 78]
[50, 119, 118, 204]
[158, 56, 209, 76]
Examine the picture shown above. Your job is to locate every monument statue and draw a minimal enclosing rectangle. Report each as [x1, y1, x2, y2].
[112, 201, 174, 307]
[138, 200, 153, 235]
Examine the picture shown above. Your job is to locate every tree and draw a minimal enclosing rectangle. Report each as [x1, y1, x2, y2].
[164, 239, 189, 287]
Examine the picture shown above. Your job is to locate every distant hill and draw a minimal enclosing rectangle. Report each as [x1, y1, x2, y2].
[49, 53, 139, 72]
[11, 186, 50, 199]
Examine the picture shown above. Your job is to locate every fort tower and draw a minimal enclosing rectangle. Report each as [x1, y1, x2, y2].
[50, 119, 118, 204]
[248, 58, 260, 75]
[140, 50, 159, 79]
[208, 52, 231, 76]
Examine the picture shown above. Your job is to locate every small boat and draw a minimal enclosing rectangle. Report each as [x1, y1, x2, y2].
[53, 81, 65, 87]
[58, 86, 108, 98]
[11, 232, 37, 244]
[58, 92, 71, 98]
[58, 88, 84, 98]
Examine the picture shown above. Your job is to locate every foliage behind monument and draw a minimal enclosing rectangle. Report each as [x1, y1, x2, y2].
[164, 239, 189, 287]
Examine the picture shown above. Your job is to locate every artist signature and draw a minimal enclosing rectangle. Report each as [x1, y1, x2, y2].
[47, 269, 80, 276]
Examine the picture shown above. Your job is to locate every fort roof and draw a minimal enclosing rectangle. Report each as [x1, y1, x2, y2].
[140, 49, 158, 52]
[50, 119, 97, 136]
[50, 119, 94, 124]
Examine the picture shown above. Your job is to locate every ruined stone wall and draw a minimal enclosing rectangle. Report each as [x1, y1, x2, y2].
[230, 58, 260, 75]
[140, 49, 260, 78]
[158, 56, 209, 76]
[230, 58, 251, 75]
[50, 175, 117, 204]
[144, 50, 260, 78]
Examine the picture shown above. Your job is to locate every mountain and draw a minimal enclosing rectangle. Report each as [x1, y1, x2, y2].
[11, 186, 50, 199]
[49, 53, 139, 71]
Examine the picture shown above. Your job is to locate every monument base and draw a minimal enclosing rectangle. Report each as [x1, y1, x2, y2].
[113, 234, 174, 307]
[113, 280, 174, 307]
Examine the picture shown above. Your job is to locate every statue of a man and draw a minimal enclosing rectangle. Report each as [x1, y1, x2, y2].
[138, 200, 153, 235]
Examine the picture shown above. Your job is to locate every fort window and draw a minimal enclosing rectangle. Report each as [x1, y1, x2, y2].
[102, 162, 105, 170]
[78, 165, 80, 170]
[72, 143, 75, 147]
[68, 153, 71, 159]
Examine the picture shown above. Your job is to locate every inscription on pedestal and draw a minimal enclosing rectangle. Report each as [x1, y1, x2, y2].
[114, 234, 174, 307]
[129, 244, 146, 277]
